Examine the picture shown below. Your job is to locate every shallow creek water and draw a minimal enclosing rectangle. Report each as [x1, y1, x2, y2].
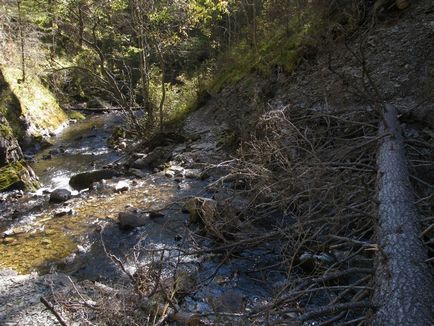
[0, 113, 200, 276]
[31, 113, 124, 192]
[1, 113, 286, 318]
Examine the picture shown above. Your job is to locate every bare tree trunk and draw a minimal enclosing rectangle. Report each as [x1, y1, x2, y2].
[78, 3, 84, 49]
[373, 104, 434, 325]
[17, 0, 25, 82]
[158, 64, 165, 132]
[47, 0, 55, 59]
[129, 0, 153, 129]
[156, 45, 165, 132]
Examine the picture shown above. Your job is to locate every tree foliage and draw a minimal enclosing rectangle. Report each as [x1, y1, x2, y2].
[1, 0, 363, 133]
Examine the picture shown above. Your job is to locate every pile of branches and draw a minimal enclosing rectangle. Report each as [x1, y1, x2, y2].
[42, 102, 433, 325]
[43, 238, 202, 326]
[211, 103, 380, 324]
[52, 104, 380, 325]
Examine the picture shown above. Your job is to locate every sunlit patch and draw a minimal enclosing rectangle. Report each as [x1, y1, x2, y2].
[0, 177, 178, 274]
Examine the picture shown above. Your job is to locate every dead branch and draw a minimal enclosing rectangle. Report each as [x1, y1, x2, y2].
[299, 300, 374, 323]
[40, 296, 69, 326]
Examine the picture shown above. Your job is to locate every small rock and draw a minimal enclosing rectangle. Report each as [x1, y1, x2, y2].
[53, 208, 74, 217]
[119, 141, 127, 149]
[149, 211, 165, 219]
[209, 289, 245, 313]
[184, 169, 205, 179]
[165, 170, 175, 178]
[118, 211, 149, 229]
[48, 148, 61, 155]
[42, 154, 52, 160]
[115, 180, 129, 192]
[41, 239, 52, 246]
[132, 157, 148, 169]
[132, 146, 173, 169]
[128, 168, 147, 178]
[49, 189, 72, 203]
[2, 237, 16, 245]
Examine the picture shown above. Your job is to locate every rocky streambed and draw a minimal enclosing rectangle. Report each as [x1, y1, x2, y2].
[0, 109, 288, 325]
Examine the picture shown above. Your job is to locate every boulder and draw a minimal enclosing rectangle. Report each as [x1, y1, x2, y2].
[184, 197, 217, 224]
[0, 161, 39, 192]
[49, 188, 72, 203]
[143, 132, 186, 152]
[69, 169, 122, 190]
[0, 115, 40, 192]
[132, 146, 173, 170]
[128, 168, 147, 178]
[118, 211, 149, 229]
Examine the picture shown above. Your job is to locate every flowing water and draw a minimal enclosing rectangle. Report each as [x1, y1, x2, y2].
[1, 112, 284, 315]
[0, 112, 208, 279]
[31, 113, 124, 192]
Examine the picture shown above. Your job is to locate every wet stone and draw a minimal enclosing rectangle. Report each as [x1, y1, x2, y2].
[114, 180, 129, 192]
[118, 211, 149, 229]
[49, 189, 72, 203]
[53, 208, 74, 217]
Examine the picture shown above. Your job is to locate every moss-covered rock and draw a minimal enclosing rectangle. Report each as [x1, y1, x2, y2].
[0, 160, 39, 192]
[0, 113, 40, 192]
[68, 110, 86, 120]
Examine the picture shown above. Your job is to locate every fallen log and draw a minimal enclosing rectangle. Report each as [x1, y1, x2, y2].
[373, 104, 434, 325]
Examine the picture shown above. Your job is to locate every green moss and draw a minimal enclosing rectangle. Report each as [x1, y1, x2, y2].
[0, 161, 39, 192]
[1, 67, 68, 138]
[207, 12, 324, 95]
[68, 110, 86, 120]
[0, 120, 13, 138]
[0, 76, 24, 139]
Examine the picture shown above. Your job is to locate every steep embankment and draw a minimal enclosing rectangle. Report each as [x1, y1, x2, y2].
[0, 71, 36, 191]
[0, 68, 67, 191]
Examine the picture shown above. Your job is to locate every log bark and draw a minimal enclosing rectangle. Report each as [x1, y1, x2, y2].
[373, 104, 434, 325]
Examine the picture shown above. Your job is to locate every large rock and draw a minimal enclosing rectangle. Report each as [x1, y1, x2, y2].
[0, 160, 39, 192]
[0, 115, 40, 192]
[184, 197, 217, 224]
[132, 146, 173, 170]
[118, 211, 149, 229]
[69, 169, 122, 190]
[49, 188, 71, 203]
[143, 132, 186, 152]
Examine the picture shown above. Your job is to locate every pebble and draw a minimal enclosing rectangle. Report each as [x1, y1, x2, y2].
[41, 239, 52, 245]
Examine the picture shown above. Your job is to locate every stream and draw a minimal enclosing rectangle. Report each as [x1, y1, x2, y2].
[0, 111, 287, 324]
[31, 113, 124, 192]
[0, 112, 190, 277]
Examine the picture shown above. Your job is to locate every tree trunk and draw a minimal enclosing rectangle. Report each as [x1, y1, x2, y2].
[157, 46, 165, 132]
[78, 3, 84, 49]
[17, 0, 25, 82]
[373, 104, 434, 325]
